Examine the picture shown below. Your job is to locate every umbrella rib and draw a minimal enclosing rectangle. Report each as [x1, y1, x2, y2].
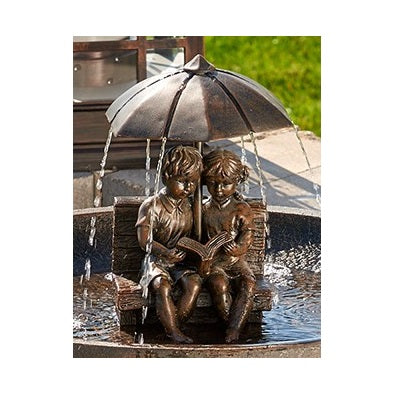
[217, 69, 293, 124]
[163, 73, 194, 138]
[108, 70, 183, 124]
[208, 74, 254, 132]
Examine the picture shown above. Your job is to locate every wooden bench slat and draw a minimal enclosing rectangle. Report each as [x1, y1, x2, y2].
[113, 275, 272, 312]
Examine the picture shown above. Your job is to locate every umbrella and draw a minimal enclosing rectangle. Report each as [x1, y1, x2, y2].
[105, 54, 295, 240]
[105, 54, 294, 141]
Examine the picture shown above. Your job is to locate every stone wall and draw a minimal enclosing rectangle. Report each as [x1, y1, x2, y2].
[73, 169, 157, 209]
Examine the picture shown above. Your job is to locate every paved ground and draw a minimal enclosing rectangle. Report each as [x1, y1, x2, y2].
[207, 128, 321, 211]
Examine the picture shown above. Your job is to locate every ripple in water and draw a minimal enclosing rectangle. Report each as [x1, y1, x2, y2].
[260, 243, 321, 343]
[73, 244, 321, 345]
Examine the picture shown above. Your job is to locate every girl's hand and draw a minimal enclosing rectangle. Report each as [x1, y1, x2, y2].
[223, 241, 241, 257]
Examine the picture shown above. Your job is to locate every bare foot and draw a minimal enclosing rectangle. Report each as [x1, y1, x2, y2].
[225, 328, 240, 343]
[167, 330, 194, 344]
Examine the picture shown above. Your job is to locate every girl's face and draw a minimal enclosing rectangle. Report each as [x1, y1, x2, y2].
[166, 175, 198, 200]
[205, 176, 237, 203]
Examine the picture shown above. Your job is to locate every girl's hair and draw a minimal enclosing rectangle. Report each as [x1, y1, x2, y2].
[161, 145, 203, 183]
[202, 149, 249, 184]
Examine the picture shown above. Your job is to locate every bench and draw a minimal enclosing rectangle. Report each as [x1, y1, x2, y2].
[111, 196, 273, 326]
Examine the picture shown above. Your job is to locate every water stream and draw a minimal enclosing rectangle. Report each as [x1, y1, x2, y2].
[249, 131, 271, 249]
[292, 125, 321, 205]
[84, 128, 114, 283]
[145, 138, 151, 197]
[140, 137, 168, 321]
[240, 136, 250, 195]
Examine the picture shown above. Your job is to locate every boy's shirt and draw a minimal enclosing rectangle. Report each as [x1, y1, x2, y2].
[136, 188, 193, 250]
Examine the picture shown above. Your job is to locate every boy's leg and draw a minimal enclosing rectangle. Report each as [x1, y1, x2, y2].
[151, 276, 193, 344]
[206, 271, 232, 323]
[177, 273, 202, 323]
[225, 264, 256, 343]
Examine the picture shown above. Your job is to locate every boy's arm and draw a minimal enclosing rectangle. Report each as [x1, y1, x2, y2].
[136, 199, 186, 263]
[137, 224, 186, 263]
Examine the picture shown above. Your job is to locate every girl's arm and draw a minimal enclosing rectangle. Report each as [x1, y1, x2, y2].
[223, 203, 255, 256]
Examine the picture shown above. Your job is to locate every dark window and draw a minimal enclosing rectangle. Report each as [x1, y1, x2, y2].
[73, 36, 204, 171]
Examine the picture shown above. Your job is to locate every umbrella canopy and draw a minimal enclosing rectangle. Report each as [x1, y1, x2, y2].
[105, 54, 294, 141]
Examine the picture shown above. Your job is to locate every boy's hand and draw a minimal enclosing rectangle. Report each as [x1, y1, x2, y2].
[164, 248, 186, 263]
[198, 261, 211, 278]
[223, 241, 242, 257]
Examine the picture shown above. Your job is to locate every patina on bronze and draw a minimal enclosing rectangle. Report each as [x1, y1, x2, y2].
[135, 145, 203, 344]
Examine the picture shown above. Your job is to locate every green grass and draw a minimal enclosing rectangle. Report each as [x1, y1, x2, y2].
[204, 36, 321, 137]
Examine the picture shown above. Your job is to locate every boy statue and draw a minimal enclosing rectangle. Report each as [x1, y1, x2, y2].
[136, 145, 203, 344]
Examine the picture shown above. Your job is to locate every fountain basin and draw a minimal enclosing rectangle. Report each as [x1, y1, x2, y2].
[73, 204, 321, 358]
[73, 338, 320, 358]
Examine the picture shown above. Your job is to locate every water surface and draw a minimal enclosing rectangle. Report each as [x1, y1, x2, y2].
[73, 243, 320, 345]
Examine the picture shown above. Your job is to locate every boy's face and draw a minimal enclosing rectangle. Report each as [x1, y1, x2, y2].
[205, 176, 237, 203]
[165, 174, 198, 200]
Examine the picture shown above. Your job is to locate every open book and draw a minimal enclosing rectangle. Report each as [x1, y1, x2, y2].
[177, 231, 232, 261]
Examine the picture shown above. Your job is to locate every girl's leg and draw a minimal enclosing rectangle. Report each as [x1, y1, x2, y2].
[225, 267, 256, 343]
[206, 272, 232, 323]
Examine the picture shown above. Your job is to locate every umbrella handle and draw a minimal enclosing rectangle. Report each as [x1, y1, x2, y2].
[193, 142, 203, 242]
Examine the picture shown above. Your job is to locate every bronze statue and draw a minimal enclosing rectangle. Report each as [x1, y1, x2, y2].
[201, 149, 256, 343]
[136, 145, 203, 344]
[136, 146, 257, 344]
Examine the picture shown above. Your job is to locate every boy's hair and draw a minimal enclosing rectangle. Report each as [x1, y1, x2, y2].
[162, 145, 203, 183]
[203, 149, 249, 184]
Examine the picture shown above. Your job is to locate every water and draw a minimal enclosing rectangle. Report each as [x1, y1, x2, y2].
[240, 136, 250, 195]
[83, 128, 114, 283]
[95, 127, 114, 205]
[292, 125, 321, 205]
[73, 273, 120, 341]
[140, 137, 168, 321]
[73, 243, 320, 345]
[261, 243, 321, 342]
[248, 131, 267, 206]
[145, 138, 151, 197]
[248, 131, 271, 249]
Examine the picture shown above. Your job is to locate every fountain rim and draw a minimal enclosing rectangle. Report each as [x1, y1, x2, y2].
[73, 337, 321, 358]
[74, 336, 320, 349]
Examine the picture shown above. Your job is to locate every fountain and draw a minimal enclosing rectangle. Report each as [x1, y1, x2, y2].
[73, 54, 321, 357]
